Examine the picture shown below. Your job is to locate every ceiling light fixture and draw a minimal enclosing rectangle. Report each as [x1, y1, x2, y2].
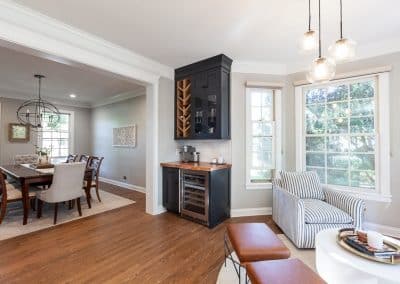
[16, 74, 60, 128]
[307, 0, 336, 83]
[329, 0, 356, 62]
[301, 0, 317, 51]
[69, 93, 77, 98]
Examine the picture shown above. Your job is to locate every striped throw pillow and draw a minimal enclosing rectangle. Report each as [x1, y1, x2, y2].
[280, 171, 325, 200]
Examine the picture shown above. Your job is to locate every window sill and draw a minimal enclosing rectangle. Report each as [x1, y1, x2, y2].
[246, 183, 272, 190]
[323, 185, 392, 202]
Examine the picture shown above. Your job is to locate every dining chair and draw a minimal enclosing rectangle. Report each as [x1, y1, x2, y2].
[79, 155, 91, 167]
[14, 154, 39, 165]
[36, 162, 86, 224]
[0, 171, 36, 224]
[86, 156, 104, 202]
[66, 154, 78, 163]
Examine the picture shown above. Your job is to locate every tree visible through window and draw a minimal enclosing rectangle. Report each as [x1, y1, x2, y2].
[38, 112, 71, 158]
[304, 79, 376, 189]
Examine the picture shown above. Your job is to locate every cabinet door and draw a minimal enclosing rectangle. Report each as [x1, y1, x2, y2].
[191, 68, 221, 138]
[162, 167, 180, 213]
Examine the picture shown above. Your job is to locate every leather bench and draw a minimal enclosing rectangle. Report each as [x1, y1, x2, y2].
[224, 223, 290, 282]
[246, 258, 326, 284]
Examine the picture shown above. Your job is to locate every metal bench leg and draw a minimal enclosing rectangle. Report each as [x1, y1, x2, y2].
[224, 231, 244, 283]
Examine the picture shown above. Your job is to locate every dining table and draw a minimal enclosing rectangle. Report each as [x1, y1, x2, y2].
[0, 164, 93, 225]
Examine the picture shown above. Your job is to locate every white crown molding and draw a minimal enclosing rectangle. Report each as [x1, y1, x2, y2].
[230, 207, 272, 217]
[91, 89, 146, 108]
[232, 60, 287, 75]
[0, 0, 173, 84]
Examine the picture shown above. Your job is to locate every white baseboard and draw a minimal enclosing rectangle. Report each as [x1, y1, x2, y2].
[364, 222, 400, 238]
[99, 177, 146, 194]
[230, 207, 272, 217]
[157, 205, 167, 214]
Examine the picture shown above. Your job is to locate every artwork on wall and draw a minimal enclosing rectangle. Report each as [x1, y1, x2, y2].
[8, 123, 30, 143]
[112, 125, 136, 148]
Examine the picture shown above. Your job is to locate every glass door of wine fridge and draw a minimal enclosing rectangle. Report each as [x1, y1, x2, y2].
[180, 170, 209, 224]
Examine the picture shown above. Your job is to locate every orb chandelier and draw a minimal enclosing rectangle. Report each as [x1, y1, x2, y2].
[307, 0, 336, 83]
[328, 0, 356, 62]
[16, 74, 60, 129]
[301, 0, 317, 51]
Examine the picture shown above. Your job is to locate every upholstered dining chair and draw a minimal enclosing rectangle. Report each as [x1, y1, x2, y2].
[0, 171, 36, 224]
[14, 154, 39, 165]
[79, 155, 91, 167]
[66, 154, 78, 163]
[86, 156, 104, 202]
[36, 162, 86, 224]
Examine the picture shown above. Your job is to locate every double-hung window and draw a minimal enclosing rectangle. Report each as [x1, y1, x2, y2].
[295, 73, 390, 201]
[38, 110, 74, 158]
[246, 87, 281, 189]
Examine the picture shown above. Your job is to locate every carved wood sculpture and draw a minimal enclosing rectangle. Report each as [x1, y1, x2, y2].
[176, 78, 191, 138]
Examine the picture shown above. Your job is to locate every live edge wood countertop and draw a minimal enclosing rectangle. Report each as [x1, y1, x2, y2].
[160, 161, 232, 172]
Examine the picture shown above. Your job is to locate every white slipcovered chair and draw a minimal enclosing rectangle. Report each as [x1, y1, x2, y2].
[14, 154, 39, 165]
[36, 162, 86, 224]
[273, 171, 366, 248]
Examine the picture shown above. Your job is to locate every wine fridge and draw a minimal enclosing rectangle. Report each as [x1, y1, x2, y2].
[180, 170, 209, 225]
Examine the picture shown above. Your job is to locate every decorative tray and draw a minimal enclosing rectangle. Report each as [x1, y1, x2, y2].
[29, 163, 54, 169]
[337, 228, 400, 264]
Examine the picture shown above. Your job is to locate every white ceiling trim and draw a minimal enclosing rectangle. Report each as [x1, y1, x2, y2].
[232, 60, 287, 75]
[0, 0, 173, 84]
[91, 90, 146, 108]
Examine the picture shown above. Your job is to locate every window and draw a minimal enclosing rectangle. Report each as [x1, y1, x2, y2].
[246, 87, 281, 189]
[38, 110, 74, 158]
[295, 73, 391, 201]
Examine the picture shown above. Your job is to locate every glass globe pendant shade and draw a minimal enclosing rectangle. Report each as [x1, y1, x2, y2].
[301, 30, 318, 51]
[329, 38, 356, 62]
[307, 57, 336, 83]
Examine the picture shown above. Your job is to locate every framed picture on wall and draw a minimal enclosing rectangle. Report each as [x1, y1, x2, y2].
[8, 123, 30, 143]
[112, 125, 136, 148]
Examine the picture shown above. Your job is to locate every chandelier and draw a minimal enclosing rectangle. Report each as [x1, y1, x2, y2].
[17, 74, 60, 129]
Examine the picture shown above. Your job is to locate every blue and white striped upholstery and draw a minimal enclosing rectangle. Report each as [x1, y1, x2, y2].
[280, 171, 325, 200]
[272, 175, 366, 248]
[303, 199, 353, 224]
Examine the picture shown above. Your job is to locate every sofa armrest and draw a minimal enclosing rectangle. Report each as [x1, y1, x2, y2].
[273, 182, 305, 245]
[323, 187, 366, 229]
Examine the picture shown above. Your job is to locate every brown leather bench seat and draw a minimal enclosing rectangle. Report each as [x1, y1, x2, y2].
[246, 258, 326, 284]
[226, 223, 290, 263]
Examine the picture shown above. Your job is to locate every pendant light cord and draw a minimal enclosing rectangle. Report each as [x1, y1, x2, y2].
[308, 0, 311, 31]
[340, 0, 343, 39]
[318, 0, 321, 58]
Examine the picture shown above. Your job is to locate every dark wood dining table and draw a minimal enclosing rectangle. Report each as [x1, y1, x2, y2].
[0, 164, 93, 225]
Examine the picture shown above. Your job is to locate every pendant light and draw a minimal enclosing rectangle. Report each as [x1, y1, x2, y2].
[307, 0, 336, 83]
[329, 0, 356, 62]
[16, 74, 60, 129]
[301, 0, 317, 51]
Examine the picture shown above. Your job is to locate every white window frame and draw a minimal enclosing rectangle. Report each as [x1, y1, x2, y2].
[38, 109, 75, 158]
[295, 73, 391, 202]
[245, 87, 282, 190]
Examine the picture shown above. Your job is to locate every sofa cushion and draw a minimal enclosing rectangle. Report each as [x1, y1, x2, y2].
[303, 199, 353, 224]
[280, 171, 325, 200]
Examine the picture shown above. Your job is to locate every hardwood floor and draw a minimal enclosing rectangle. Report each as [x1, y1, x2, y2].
[0, 182, 282, 283]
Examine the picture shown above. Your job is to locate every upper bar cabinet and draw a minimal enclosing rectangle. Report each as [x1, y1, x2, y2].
[175, 54, 232, 140]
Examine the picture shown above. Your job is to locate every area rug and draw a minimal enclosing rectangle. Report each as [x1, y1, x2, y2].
[0, 190, 135, 241]
[216, 234, 316, 284]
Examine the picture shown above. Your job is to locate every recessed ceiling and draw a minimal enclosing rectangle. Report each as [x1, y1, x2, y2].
[0, 45, 144, 107]
[13, 0, 400, 71]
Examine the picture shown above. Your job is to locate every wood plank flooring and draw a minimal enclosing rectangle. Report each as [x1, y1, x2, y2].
[0, 182, 281, 283]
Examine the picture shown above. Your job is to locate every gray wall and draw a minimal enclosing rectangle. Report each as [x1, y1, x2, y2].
[286, 52, 400, 228]
[91, 95, 147, 188]
[0, 97, 91, 164]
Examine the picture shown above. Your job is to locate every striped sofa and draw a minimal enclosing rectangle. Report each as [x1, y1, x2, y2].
[273, 171, 366, 248]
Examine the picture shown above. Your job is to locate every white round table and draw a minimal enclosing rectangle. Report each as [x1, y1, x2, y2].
[316, 229, 400, 284]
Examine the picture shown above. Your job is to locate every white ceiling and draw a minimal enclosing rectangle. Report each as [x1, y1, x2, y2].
[0, 45, 144, 108]
[13, 0, 400, 72]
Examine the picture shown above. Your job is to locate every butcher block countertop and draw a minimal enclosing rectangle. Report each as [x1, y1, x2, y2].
[160, 161, 231, 172]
